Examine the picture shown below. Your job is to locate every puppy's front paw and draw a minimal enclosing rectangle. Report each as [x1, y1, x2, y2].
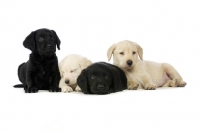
[144, 83, 157, 90]
[25, 86, 38, 93]
[49, 86, 61, 92]
[75, 86, 82, 92]
[61, 86, 73, 93]
[128, 81, 139, 90]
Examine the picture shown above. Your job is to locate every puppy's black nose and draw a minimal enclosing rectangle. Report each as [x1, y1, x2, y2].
[127, 60, 133, 66]
[65, 80, 69, 84]
[47, 44, 52, 48]
[97, 85, 104, 90]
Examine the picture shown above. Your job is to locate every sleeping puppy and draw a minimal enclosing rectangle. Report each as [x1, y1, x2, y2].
[107, 40, 187, 90]
[77, 62, 127, 94]
[58, 54, 92, 92]
[14, 28, 61, 93]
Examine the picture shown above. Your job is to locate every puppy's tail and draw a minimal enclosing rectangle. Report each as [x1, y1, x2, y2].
[13, 84, 24, 88]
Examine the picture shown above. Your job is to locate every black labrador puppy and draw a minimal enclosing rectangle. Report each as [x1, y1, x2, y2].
[14, 28, 61, 93]
[77, 62, 127, 94]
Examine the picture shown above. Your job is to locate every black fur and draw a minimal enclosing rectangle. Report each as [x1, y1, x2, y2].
[14, 28, 61, 93]
[77, 62, 127, 94]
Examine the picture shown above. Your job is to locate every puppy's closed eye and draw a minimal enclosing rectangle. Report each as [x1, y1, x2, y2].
[70, 69, 77, 73]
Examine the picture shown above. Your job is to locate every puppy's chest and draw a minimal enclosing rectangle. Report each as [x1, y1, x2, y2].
[38, 64, 52, 77]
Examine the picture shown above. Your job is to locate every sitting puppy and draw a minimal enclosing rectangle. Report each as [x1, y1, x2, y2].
[77, 62, 127, 94]
[14, 28, 61, 93]
[58, 54, 92, 92]
[107, 40, 187, 90]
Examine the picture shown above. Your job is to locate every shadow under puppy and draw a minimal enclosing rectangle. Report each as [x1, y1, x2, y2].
[77, 62, 127, 94]
[59, 54, 92, 92]
[14, 28, 61, 93]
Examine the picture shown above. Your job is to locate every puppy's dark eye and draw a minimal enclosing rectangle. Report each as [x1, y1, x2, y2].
[38, 37, 44, 42]
[132, 51, 136, 54]
[51, 36, 54, 40]
[120, 52, 124, 55]
[105, 75, 109, 79]
[91, 75, 96, 80]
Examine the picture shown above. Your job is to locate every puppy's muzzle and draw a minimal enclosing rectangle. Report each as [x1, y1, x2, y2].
[127, 60, 133, 66]
[46, 43, 55, 49]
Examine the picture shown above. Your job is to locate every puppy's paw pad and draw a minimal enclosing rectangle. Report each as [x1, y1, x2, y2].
[75, 86, 82, 92]
[61, 87, 73, 93]
[144, 83, 157, 90]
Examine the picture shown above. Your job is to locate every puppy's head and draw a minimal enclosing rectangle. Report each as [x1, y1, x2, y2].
[77, 64, 112, 95]
[107, 40, 143, 70]
[23, 28, 61, 56]
[87, 67, 112, 94]
[59, 55, 92, 86]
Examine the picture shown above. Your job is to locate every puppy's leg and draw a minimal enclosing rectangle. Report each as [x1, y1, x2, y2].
[162, 79, 178, 87]
[59, 78, 73, 93]
[140, 74, 157, 90]
[128, 80, 139, 90]
[49, 70, 61, 92]
[126, 75, 139, 90]
[26, 72, 39, 93]
[162, 63, 187, 87]
[20, 63, 38, 93]
[125, 73, 139, 90]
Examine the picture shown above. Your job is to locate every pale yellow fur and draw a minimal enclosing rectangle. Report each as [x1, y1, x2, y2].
[59, 54, 92, 92]
[107, 40, 186, 90]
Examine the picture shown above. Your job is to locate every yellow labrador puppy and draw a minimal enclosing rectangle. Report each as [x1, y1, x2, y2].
[59, 54, 92, 92]
[107, 40, 186, 90]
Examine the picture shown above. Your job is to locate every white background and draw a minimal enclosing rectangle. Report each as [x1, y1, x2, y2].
[0, 0, 200, 132]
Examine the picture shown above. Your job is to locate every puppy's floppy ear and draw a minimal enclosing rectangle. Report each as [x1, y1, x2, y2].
[111, 66, 127, 92]
[112, 75, 121, 92]
[77, 69, 89, 94]
[51, 30, 61, 50]
[23, 31, 35, 51]
[107, 44, 116, 61]
[78, 58, 92, 70]
[136, 43, 143, 60]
